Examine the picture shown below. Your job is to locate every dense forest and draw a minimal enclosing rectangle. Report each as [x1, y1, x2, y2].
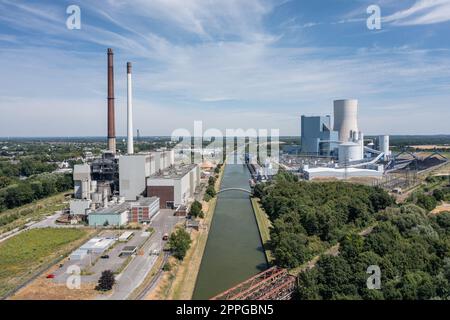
[254, 172, 394, 268]
[256, 172, 450, 300]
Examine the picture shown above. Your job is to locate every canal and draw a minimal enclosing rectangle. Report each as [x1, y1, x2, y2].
[192, 163, 268, 300]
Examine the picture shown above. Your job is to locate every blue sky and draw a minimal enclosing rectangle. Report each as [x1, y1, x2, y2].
[0, 0, 450, 137]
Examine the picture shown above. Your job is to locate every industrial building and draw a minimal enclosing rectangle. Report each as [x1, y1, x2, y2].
[147, 164, 201, 209]
[301, 115, 339, 156]
[304, 166, 384, 180]
[119, 150, 175, 201]
[88, 201, 129, 227]
[297, 99, 391, 180]
[129, 197, 160, 223]
[69, 199, 92, 216]
[69, 237, 116, 261]
[119, 154, 152, 201]
[73, 164, 91, 200]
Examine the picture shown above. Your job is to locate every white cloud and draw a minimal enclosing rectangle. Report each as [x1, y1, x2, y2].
[1, 0, 450, 136]
[384, 0, 450, 26]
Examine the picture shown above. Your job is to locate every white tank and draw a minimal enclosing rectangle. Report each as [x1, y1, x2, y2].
[379, 135, 390, 160]
[359, 132, 365, 159]
[334, 99, 359, 142]
[339, 142, 363, 164]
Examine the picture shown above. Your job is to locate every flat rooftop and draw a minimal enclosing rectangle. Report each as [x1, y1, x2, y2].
[131, 197, 159, 207]
[92, 202, 130, 215]
[148, 164, 197, 180]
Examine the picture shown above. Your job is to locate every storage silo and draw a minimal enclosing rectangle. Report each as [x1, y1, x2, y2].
[379, 135, 390, 160]
[334, 99, 359, 142]
[339, 142, 363, 164]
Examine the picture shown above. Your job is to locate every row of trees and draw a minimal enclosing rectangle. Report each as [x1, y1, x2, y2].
[0, 173, 72, 212]
[204, 165, 221, 202]
[297, 205, 450, 300]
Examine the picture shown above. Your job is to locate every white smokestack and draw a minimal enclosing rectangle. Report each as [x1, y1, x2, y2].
[127, 62, 134, 155]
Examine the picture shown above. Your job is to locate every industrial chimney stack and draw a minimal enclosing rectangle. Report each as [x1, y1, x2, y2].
[127, 62, 134, 155]
[107, 48, 116, 154]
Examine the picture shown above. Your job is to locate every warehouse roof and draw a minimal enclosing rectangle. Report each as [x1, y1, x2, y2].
[131, 197, 159, 207]
[148, 164, 198, 180]
[92, 202, 130, 215]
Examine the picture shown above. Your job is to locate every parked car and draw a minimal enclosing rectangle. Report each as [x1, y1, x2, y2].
[100, 255, 110, 259]
[46, 274, 55, 279]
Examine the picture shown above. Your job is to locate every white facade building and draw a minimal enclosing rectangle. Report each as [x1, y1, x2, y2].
[147, 164, 200, 209]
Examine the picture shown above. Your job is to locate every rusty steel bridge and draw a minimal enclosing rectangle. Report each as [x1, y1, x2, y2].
[210, 267, 296, 300]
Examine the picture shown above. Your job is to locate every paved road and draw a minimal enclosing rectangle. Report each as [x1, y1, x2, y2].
[0, 210, 65, 244]
[100, 209, 182, 300]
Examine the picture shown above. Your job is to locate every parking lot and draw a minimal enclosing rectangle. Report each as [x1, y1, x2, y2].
[50, 209, 183, 299]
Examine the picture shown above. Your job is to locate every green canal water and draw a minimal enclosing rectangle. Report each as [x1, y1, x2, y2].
[192, 163, 268, 300]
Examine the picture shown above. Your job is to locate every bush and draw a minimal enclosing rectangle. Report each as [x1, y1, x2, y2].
[96, 270, 115, 291]
[162, 262, 172, 272]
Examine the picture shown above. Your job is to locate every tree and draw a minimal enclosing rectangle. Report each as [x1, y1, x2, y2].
[96, 270, 115, 291]
[203, 193, 212, 202]
[206, 186, 216, 198]
[208, 176, 216, 186]
[415, 193, 437, 212]
[433, 189, 445, 202]
[169, 228, 192, 260]
[190, 200, 203, 218]
[0, 176, 12, 189]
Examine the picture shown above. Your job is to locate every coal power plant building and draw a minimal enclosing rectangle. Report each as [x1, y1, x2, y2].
[119, 150, 175, 201]
[301, 115, 339, 156]
[147, 164, 200, 209]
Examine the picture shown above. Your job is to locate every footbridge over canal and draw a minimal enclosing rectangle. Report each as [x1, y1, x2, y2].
[217, 187, 252, 194]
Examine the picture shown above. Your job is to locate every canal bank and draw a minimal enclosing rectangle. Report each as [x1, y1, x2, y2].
[146, 163, 226, 300]
[192, 163, 268, 300]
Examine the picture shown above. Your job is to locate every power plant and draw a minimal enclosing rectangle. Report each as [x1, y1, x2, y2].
[295, 99, 391, 180]
[69, 48, 201, 226]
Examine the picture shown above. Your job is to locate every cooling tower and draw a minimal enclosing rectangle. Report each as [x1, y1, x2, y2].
[333, 99, 358, 143]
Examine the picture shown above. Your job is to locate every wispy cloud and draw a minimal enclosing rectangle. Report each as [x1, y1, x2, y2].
[384, 0, 450, 26]
[0, 0, 450, 136]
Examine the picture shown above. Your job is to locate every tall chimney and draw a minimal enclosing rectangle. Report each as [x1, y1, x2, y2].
[127, 62, 134, 155]
[107, 48, 116, 154]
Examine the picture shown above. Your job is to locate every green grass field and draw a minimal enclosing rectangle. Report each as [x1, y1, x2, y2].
[0, 228, 90, 298]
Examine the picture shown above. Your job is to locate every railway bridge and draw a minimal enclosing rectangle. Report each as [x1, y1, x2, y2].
[210, 267, 296, 300]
